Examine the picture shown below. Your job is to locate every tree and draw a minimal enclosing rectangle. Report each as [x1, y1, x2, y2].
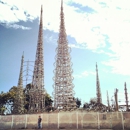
[75, 98, 81, 108]
[83, 102, 89, 109]
[45, 93, 53, 107]
[24, 84, 53, 112]
[90, 97, 97, 105]
[8, 86, 18, 113]
[83, 97, 108, 112]
[0, 92, 7, 114]
[45, 93, 53, 112]
[1, 84, 54, 114]
[0, 86, 18, 114]
[23, 84, 31, 112]
[83, 97, 97, 110]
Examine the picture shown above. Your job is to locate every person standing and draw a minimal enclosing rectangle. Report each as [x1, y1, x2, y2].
[38, 115, 42, 129]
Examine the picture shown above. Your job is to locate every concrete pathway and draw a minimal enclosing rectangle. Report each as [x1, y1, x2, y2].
[0, 129, 113, 130]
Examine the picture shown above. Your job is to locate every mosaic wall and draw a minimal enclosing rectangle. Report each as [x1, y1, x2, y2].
[0, 111, 130, 129]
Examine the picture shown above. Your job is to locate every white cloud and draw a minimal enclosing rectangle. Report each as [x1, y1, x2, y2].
[74, 71, 95, 79]
[0, 3, 19, 23]
[69, 0, 130, 76]
[1, 0, 130, 75]
[102, 42, 130, 75]
[0, 0, 42, 29]
[4, 23, 31, 30]
[69, 44, 82, 49]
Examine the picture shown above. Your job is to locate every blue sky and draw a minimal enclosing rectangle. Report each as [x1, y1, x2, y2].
[0, 0, 130, 106]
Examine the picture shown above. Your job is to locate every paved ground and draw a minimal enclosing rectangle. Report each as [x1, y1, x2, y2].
[0, 129, 113, 130]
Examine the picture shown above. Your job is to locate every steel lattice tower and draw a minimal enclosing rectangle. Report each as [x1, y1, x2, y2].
[53, 0, 76, 110]
[96, 63, 102, 104]
[28, 6, 45, 113]
[13, 53, 24, 114]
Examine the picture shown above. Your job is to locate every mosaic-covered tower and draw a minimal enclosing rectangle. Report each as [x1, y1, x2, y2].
[13, 53, 24, 114]
[124, 82, 129, 111]
[53, 0, 76, 110]
[96, 63, 102, 104]
[28, 6, 45, 113]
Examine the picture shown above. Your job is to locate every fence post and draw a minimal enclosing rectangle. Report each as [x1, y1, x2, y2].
[41, 113, 42, 128]
[47, 113, 49, 128]
[116, 111, 119, 119]
[11, 115, 14, 129]
[121, 111, 124, 130]
[97, 112, 100, 129]
[77, 111, 78, 129]
[82, 112, 83, 129]
[0, 115, 1, 122]
[0, 115, 1, 128]
[109, 113, 112, 129]
[58, 112, 59, 129]
[25, 114, 27, 128]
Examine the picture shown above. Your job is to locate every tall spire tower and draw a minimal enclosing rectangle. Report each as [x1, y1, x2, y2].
[96, 63, 102, 104]
[53, 0, 76, 110]
[13, 53, 24, 114]
[18, 53, 24, 88]
[28, 5, 45, 113]
[124, 82, 129, 111]
[107, 91, 110, 111]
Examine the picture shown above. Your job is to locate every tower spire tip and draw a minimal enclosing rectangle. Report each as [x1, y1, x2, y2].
[61, 0, 63, 8]
[96, 62, 98, 70]
[41, 5, 43, 13]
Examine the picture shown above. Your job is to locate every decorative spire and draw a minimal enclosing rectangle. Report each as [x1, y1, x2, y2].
[17, 52, 24, 87]
[59, 0, 66, 38]
[28, 5, 45, 113]
[32, 5, 44, 90]
[61, 0, 63, 8]
[53, 0, 76, 109]
[107, 91, 110, 111]
[13, 53, 24, 114]
[96, 62, 102, 104]
[124, 82, 129, 111]
[41, 5, 43, 13]
[114, 88, 119, 111]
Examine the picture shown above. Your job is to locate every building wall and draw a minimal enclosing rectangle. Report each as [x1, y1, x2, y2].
[0, 111, 130, 129]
